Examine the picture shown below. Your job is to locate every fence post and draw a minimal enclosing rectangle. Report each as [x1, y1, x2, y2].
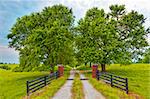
[27, 81, 29, 96]
[126, 78, 128, 94]
[96, 70, 99, 80]
[44, 76, 47, 86]
[92, 64, 98, 78]
[111, 75, 113, 87]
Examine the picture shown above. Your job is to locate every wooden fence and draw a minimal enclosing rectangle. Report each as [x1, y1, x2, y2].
[96, 71, 128, 94]
[27, 71, 59, 96]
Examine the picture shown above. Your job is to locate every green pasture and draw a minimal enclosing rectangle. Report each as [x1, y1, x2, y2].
[78, 64, 150, 99]
[0, 69, 49, 99]
[0, 64, 71, 99]
[107, 64, 150, 99]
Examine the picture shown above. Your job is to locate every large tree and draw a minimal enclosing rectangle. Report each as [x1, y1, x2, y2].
[76, 5, 149, 71]
[7, 5, 74, 71]
[141, 48, 150, 63]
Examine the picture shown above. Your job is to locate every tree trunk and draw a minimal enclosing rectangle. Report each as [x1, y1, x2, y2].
[101, 64, 106, 72]
[85, 62, 87, 66]
[90, 62, 91, 67]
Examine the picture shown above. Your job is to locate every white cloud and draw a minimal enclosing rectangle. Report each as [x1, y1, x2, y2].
[37, 0, 150, 26]
[38, 0, 150, 44]
[0, 45, 19, 63]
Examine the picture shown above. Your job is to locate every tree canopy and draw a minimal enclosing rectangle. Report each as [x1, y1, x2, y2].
[76, 5, 149, 71]
[8, 5, 75, 71]
[7, 4, 149, 72]
[140, 48, 150, 63]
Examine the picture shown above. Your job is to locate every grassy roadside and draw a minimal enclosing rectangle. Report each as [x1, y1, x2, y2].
[71, 73, 84, 99]
[29, 71, 69, 99]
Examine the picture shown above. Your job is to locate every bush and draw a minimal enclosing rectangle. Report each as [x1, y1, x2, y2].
[12, 67, 23, 72]
[0, 65, 11, 70]
[32, 66, 51, 72]
[23, 66, 33, 72]
[12, 65, 51, 72]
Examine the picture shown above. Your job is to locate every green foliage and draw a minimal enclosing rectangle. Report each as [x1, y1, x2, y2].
[141, 48, 150, 63]
[12, 64, 72, 72]
[13, 66, 35, 72]
[32, 65, 51, 72]
[76, 5, 149, 65]
[109, 5, 125, 20]
[12, 66, 23, 72]
[0, 64, 19, 71]
[8, 4, 75, 71]
[76, 65, 91, 70]
[0, 65, 11, 70]
[64, 65, 73, 71]
[7, 4, 149, 71]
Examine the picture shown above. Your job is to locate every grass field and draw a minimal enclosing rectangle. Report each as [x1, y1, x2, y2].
[107, 64, 150, 99]
[0, 69, 49, 99]
[1, 64, 149, 98]
[78, 64, 150, 99]
[0, 64, 71, 99]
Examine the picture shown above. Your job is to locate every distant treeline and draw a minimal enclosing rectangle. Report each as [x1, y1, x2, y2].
[0, 62, 17, 64]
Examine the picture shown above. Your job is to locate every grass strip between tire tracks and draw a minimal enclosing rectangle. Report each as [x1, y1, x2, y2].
[71, 72, 84, 99]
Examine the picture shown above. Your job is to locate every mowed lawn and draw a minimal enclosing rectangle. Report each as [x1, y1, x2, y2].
[106, 64, 150, 99]
[0, 67, 49, 99]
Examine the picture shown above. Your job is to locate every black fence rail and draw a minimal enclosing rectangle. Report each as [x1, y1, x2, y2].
[27, 71, 59, 96]
[96, 71, 128, 94]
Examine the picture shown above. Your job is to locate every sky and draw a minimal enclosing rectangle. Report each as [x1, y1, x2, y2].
[0, 0, 150, 63]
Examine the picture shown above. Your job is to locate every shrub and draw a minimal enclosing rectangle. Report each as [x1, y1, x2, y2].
[32, 66, 50, 72]
[0, 65, 11, 70]
[12, 67, 23, 72]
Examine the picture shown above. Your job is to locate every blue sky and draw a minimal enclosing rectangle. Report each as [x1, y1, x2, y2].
[0, 0, 150, 63]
